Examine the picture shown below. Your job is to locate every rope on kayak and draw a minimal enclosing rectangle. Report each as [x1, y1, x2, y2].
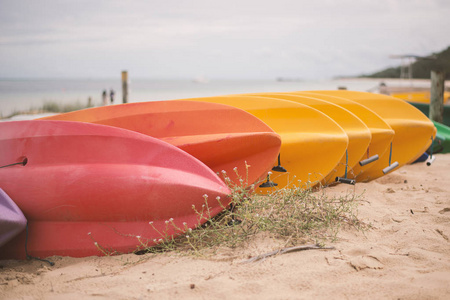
[335, 150, 355, 185]
[25, 223, 54, 266]
[388, 142, 393, 166]
[382, 142, 399, 174]
[0, 157, 28, 169]
[426, 136, 437, 166]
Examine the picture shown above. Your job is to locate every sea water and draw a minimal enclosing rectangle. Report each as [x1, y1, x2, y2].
[0, 78, 431, 117]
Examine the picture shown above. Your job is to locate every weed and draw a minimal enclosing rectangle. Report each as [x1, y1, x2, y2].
[138, 166, 368, 256]
[1, 100, 93, 119]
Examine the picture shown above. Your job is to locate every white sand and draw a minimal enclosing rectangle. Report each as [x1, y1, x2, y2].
[1, 154, 449, 299]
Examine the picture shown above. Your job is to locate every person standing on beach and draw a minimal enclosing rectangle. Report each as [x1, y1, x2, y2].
[379, 82, 390, 95]
[110, 89, 115, 104]
[102, 90, 107, 106]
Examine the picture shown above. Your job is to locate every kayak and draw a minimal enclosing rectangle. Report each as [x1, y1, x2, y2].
[40, 101, 281, 187]
[183, 95, 348, 191]
[0, 188, 27, 248]
[0, 120, 230, 258]
[307, 91, 436, 180]
[391, 91, 450, 104]
[291, 91, 394, 182]
[246, 92, 371, 185]
[407, 101, 450, 127]
[430, 121, 450, 154]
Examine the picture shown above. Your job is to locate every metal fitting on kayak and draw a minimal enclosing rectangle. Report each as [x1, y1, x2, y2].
[359, 154, 379, 166]
[426, 156, 436, 166]
[335, 177, 356, 185]
[272, 154, 287, 172]
[382, 161, 399, 174]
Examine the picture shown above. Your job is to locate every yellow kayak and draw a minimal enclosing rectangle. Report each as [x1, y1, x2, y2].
[391, 91, 450, 104]
[291, 91, 395, 182]
[244, 92, 371, 185]
[306, 91, 436, 180]
[185, 95, 349, 191]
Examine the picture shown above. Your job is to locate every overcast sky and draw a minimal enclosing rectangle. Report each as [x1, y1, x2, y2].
[1, 0, 449, 80]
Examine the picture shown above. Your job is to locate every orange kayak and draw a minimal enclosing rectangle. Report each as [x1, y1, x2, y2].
[40, 101, 282, 187]
[182, 95, 349, 190]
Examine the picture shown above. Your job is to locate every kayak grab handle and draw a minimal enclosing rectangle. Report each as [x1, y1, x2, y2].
[335, 177, 356, 185]
[359, 154, 379, 166]
[382, 142, 399, 174]
[382, 161, 399, 174]
[426, 136, 436, 166]
[272, 154, 287, 172]
[426, 156, 436, 166]
[335, 150, 355, 185]
[259, 174, 278, 188]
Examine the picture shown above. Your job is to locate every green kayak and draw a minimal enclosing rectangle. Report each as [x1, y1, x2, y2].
[430, 121, 450, 154]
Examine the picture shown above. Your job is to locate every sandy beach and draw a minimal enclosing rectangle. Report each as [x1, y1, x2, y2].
[0, 153, 449, 300]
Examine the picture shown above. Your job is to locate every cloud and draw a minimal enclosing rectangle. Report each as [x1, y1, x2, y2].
[0, 0, 449, 79]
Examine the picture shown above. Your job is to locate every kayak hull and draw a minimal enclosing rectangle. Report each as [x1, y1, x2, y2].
[0, 121, 230, 258]
[184, 95, 349, 190]
[40, 101, 281, 187]
[308, 91, 436, 180]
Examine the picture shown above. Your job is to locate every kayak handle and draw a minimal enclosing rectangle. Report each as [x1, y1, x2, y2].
[272, 154, 287, 172]
[359, 155, 379, 166]
[335, 177, 356, 185]
[382, 161, 399, 174]
[426, 156, 436, 166]
[259, 174, 278, 188]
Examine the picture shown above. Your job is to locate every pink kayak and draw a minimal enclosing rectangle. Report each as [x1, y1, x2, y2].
[0, 120, 230, 259]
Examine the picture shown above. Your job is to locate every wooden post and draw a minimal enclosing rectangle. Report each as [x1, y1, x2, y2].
[121, 71, 129, 104]
[429, 70, 444, 123]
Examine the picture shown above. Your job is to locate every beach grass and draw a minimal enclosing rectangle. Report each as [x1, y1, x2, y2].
[138, 170, 367, 256]
[1, 100, 93, 119]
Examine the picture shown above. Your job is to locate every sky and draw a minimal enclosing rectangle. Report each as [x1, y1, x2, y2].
[1, 0, 449, 80]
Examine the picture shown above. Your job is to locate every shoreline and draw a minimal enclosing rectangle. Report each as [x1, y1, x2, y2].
[2, 77, 449, 118]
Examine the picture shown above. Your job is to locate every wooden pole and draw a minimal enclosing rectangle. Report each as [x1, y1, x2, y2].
[429, 70, 444, 123]
[121, 71, 129, 104]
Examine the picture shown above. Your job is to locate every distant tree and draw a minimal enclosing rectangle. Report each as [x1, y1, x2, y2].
[360, 46, 450, 79]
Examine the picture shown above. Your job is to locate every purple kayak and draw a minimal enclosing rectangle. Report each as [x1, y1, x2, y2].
[0, 188, 27, 247]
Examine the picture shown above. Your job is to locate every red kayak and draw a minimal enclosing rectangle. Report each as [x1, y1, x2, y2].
[0, 120, 230, 259]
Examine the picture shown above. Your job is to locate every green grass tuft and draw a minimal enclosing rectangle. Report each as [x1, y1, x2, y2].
[1, 100, 93, 119]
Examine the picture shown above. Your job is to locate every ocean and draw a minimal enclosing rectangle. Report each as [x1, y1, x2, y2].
[0, 78, 431, 117]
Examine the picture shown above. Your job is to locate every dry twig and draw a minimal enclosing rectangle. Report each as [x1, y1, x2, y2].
[241, 243, 336, 263]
